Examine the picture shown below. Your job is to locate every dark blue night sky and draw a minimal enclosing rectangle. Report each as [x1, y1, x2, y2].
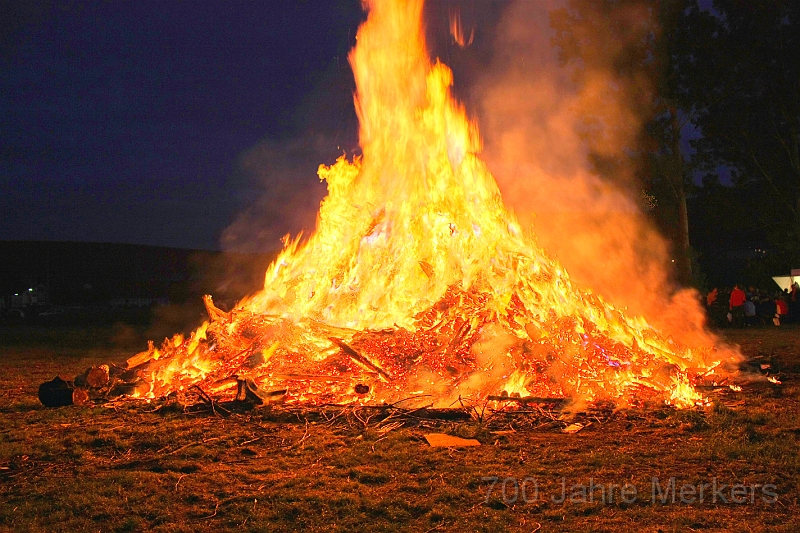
[2, 1, 364, 250]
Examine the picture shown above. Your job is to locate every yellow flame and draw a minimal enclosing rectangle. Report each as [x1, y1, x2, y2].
[449, 8, 474, 48]
[668, 374, 705, 409]
[126, 0, 738, 408]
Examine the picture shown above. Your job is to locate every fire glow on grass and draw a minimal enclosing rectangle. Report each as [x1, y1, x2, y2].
[127, 0, 736, 408]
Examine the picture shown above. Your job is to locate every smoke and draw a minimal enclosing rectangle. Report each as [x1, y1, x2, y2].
[208, 133, 342, 307]
[468, 0, 702, 339]
[221, 49, 360, 256]
[220, 135, 333, 254]
[215, 56, 359, 298]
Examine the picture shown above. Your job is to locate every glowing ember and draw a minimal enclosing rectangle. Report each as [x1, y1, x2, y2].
[123, 0, 736, 408]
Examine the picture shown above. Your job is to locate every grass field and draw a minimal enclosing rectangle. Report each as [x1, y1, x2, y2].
[1, 323, 798, 532]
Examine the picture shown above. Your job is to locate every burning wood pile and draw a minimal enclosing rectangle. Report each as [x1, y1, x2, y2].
[39, 0, 739, 411]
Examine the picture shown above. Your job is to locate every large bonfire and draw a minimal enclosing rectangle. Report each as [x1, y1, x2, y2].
[119, 0, 735, 409]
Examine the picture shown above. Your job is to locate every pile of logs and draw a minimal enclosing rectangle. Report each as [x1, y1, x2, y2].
[37, 361, 288, 408]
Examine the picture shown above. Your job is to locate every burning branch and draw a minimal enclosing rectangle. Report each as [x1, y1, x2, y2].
[203, 294, 231, 323]
[329, 337, 392, 382]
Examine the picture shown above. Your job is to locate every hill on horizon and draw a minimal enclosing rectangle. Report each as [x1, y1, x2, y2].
[0, 241, 277, 307]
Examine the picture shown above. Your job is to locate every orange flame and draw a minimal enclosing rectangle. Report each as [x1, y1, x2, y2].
[127, 0, 737, 409]
[449, 8, 475, 48]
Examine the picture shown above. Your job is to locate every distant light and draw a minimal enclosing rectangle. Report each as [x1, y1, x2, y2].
[28, 288, 33, 292]
[671, 259, 675, 262]
[14, 293, 18, 296]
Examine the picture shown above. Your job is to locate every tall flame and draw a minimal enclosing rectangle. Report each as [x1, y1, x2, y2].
[128, 0, 735, 408]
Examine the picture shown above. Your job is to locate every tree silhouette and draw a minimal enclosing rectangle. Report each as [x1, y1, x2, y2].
[681, 0, 800, 267]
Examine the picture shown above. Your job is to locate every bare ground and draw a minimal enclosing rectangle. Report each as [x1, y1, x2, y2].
[0, 324, 798, 532]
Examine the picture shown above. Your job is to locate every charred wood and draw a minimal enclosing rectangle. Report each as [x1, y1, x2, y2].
[236, 378, 287, 406]
[109, 379, 152, 397]
[487, 395, 567, 406]
[38, 376, 88, 407]
[85, 365, 110, 388]
[329, 337, 392, 382]
[126, 340, 157, 368]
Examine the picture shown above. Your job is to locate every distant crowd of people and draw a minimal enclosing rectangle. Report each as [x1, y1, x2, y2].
[705, 282, 798, 327]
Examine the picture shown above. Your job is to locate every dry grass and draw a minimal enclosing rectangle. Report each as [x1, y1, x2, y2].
[1, 324, 798, 532]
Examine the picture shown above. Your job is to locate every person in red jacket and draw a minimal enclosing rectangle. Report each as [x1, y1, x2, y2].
[729, 284, 746, 327]
[775, 296, 789, 326]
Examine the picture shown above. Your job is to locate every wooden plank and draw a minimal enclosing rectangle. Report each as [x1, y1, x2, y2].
[424, 433, 480, 447]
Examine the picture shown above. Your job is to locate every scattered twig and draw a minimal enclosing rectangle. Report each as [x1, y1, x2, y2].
[162, 436, 224, 456]
[190, 385, 223, 417]
[423, 522, 448, 533]
[377, 420, 404, 434]
[296, 420, 311, 448]
[199, 501, 219, 520]
[389, 394, 432, 407]
[371, 434, 391, 452]
[239, 435, 265, 446]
